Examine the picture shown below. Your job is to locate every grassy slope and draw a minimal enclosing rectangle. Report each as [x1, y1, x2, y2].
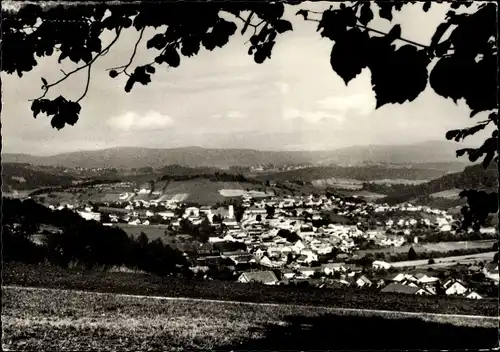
[2, 286, 497, 351]
[3, 263, 496, 317]
[381, 163, 498, 205]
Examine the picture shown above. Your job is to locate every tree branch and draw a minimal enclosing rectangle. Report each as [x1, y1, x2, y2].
[30, 27, 123, 101]
[76, 64, 91, 103]
[107, 27, 145, 75]
[356, 24, 428, 49]
[301, 10, 429, 49]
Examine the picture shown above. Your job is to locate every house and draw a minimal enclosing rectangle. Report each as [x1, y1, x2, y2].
[297, 267, 317, 278]
[372, 260, 391, 270]
[184, 207, 200, 218]
[322, 263, 346, 275]
[344, 264, 362, 273]
[483, 262, 499, 282]
[466, 291, 483, 300]
[158, 211, 175, 218]
[381, 283, 433, 296]
[356, 275, 372, 288]
[259, 256, 274, 267]
[282, 269, 296, 280]
[237, 271, 279, 285]
[444, 279, 468, 296]
[391, 273, 406, 282]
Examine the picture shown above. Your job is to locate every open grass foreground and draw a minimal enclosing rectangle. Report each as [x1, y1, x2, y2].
[2, 286, 498, 351]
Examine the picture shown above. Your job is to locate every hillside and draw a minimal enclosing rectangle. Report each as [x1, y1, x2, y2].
[380, 163, 498, 205]
[1, 163, 77, 192]
[3, 284, 497, 351]
[257, 165, 455, 184]
[2, 141, 471, 169]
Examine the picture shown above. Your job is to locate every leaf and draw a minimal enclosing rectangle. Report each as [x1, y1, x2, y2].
[359, 3, 373, 26]
[464, 123, 488, 137]
[378, 4, 393, 21]
[386, 25, 401, 43]
[423, 1, 431, 12]
[330, 29, 371, 85]
[41, 77, 48, 86]
[296, 9, 308, 20]
[456, 148, 473, 157]
[164, 46, 181, 67]
[482, 151, 495, 168]
[146, 34, 167, 50]
[370, 45, 430, 108]
[50, 113, 66, 130]
[429, 55, 474, 104]
[430, 22, 451, 50]
[145, 65, 155, 74]
[468, 149, 483, 162]
[446, 129, 461, 140]
[470, 110, 481, 118]
[125, 75, 136, 93]
[274, 20, 293, 34]
[180, 36, 201, 57]
[317, 10, 349, 41]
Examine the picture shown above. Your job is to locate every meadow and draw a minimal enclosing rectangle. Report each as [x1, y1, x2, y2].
[4, 263, 497, 316]
[2, 286, 497, 351]
[357, 240, 497, 256]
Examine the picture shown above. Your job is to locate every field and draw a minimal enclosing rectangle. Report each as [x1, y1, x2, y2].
[429, 188, 463, 199]
[153, 179, 269, 205]
[352, 190, 387, 200]
[2, 285, 498, 351]
[114, 224, 168, 240]
[371, 179, 430, 185]
[311, 177, 363, 190]
[389, 251, 497, 268]
[4, 263, 497, 316]
[357, 240, 497, 256]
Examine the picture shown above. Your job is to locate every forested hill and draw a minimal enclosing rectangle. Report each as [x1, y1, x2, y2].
[1, 163, 76, 192]
[257, 165, 455, 183]
[379, 164, 498, 205]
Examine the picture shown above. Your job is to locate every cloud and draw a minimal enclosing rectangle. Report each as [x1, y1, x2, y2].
[275, 82, 290, 95]
[282, 108, 345, 124]
[211, 110, 246, 119]
[107, 111, 174, 131]
[316, 93, 375, 115]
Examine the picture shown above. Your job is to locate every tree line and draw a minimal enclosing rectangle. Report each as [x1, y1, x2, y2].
[2, 197, 189, 276]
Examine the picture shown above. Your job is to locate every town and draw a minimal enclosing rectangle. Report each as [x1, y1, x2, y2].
[39, 183, 499, 301]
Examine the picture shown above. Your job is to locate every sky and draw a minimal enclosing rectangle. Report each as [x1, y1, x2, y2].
[1, 1, 491, 156]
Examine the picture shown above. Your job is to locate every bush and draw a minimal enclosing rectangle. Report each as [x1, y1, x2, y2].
[408, 247, 418, 261]
[428, 258, 435, 265]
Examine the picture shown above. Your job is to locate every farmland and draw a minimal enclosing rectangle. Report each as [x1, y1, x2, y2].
[311, 177, 363, 190]
[114, 224, 168, 241]
[357, 240, 497, 256]
[2, 286, 497, 351]
[389, 251, 497, 268]
[429, 188, 463, 199]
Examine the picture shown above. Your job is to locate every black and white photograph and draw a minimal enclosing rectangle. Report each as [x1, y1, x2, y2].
[1, 0, 499, 350]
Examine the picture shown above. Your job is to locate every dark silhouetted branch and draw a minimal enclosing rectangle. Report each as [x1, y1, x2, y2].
[30, 27, 123, 101]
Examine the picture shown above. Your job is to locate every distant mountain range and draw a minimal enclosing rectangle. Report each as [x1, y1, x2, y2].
[2, 141, 471, 169]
